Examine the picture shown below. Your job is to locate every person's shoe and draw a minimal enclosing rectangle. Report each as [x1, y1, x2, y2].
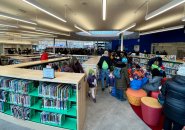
[120, 97, 126, 101]
[88, 93, 91, 98]
[102, 88, 105, 91]
[93, 98, 96, 103]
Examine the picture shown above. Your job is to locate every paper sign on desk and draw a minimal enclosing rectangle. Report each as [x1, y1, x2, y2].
[43, 68, 55, 79]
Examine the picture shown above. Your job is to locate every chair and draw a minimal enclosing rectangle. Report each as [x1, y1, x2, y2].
[126, 88, 147, 106]
[141, 97, 162, 126]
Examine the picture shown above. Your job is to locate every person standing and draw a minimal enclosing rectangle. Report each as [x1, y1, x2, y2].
[161, 65, 185, 130]
[97, 51, 112, 91]
[40, 49, 48, 61]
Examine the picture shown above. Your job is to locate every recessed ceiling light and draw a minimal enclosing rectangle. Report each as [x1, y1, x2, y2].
[145, 0, 185, 20]
[0, 23, 18, 28]
[139, 25, 184, 35]
[22, 0, 67, 23]
[36, 29, 70, 36]
[117, 23, 136, 35]
[0, 12, 37, 25]
[74, 25, 91, 35]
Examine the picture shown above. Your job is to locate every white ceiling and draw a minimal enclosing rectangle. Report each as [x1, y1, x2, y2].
[0, 0, 184, 41]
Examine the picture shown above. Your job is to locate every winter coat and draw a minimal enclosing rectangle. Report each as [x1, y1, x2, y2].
[97, 56, 112, 69]
[143, 76, 162, 92]
[87, 75, 97, 88]
[108, 74, 116, 87]
[116, 65, 130, 90]
[161, 75, 185, 125]
[61, 66, 74, 72]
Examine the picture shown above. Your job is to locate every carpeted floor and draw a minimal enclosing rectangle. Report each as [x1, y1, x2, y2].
[130, 104, 164, 130]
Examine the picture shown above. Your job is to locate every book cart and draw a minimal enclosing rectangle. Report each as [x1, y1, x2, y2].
[0, 57, 86, 130]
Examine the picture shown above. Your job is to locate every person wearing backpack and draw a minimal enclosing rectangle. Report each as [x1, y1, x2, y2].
[115, 61, 130, 101]
[97, 51, 112, 91]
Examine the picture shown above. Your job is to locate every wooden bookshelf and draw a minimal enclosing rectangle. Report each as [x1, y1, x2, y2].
[0, 57, 86, 130]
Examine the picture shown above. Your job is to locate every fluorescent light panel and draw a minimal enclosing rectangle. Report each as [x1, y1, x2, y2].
[0, 23, 17, 28]
[145, 0, 185, 20]
[117, 23, 136, 35]
[36, 29, 70, 36]
[140, 25, 184, 35]
[74, 25, 91, 35]
[102, 0, 107, 21]
[0, 12, 37, 25]
[23, 0, 66, 23]
[182, 16, 185, 21]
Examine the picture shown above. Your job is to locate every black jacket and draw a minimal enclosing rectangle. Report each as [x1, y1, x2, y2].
[97, 56, 112, 69]
[161, 75, 185, 125]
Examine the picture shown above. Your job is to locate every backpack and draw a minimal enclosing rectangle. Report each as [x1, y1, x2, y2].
[102, 60, 109, 69]
[122, 58, 128, 63]
[113, 67, 122, 79]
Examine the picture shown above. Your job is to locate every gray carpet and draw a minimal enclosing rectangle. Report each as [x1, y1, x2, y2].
[0, 119, 32, 130]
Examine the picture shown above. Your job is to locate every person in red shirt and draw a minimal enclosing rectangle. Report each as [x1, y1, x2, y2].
[40, 50, 48, 61]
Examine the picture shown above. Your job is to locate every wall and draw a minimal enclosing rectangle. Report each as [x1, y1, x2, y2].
[111, 28, 185, 53]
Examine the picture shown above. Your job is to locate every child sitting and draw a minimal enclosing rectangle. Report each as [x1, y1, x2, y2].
[61, 62, 74, 72]
[87, 69, 97, 103]
[133, 64, 144, 80]
[143, 68, 162, 94]
[108, 67, 116, 94]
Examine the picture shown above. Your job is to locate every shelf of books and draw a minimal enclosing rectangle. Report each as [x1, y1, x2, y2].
[7, 57, 70, 70]
[131, 55, 184, 77]
[0, 67, 86, 130]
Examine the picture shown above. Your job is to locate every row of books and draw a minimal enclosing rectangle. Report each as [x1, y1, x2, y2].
[40, 112, 64, 125]
[38, 83, 72, 100]
[165, 68, 177, 75]
[0, 77, 34, 94]
[42, 98, 69, 110]
[0, 102, 3, 112]
[0, 90, 7, 102]
[163, 62, 181, 70]
[11, 105, 32, 120]
[9, 93, 32, 107]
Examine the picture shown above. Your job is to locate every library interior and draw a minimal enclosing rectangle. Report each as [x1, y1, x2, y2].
[0, 0, 185, 130]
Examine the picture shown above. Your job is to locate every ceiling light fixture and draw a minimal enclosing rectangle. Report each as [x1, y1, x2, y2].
[0, 23, 18, 28]
[102, 0, 107, 21]
[117, 23, 136, 35]
[74, 25, 91, 35]
[36, 29, 70, 36]
[182, 16, 185, 21]
[22, 0, 67, 23]
[0, 12, 37, 25]
[145, 0, 185, 20]
[139, 25, 184, 35]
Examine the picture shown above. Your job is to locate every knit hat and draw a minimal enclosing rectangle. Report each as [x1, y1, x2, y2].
[177, 65, 185, 76]
[89, 69, 95, 75]
[104, 51, 109, 56]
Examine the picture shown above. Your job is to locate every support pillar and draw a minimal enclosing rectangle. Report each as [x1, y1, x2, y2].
[121, 33, 124, 51]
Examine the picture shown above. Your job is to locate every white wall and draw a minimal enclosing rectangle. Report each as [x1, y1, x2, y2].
[152, 42, 185, 58]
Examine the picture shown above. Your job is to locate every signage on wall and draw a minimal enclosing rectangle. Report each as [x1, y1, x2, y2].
[134, 45, 140, 52]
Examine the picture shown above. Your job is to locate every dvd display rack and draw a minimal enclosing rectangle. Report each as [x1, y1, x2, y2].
[0, 66, 86, 130]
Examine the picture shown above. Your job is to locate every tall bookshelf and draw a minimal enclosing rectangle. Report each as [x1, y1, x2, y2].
[0, 66, 86, 130]
[132, 56, 184, 77]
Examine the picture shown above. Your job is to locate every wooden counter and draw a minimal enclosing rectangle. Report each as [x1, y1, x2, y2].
[0, 66, 85, 84]
[7, 57, 70, 68]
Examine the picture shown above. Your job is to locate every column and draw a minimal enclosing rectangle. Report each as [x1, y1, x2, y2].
[121, 33, 124, 51]
[53, 37, 56, 54]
